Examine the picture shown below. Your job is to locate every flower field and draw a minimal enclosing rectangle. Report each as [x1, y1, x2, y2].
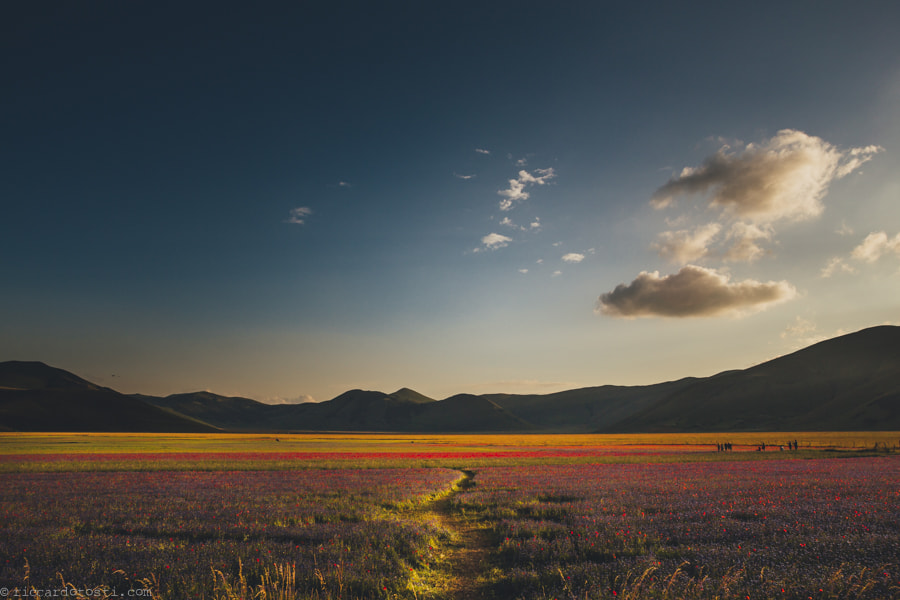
[455, 458, 900, 599]
[0, 468, 460, 598]
[1, 434, 899, 599]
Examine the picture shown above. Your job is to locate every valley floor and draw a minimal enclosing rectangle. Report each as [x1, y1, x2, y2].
[1, 433, 899, 599]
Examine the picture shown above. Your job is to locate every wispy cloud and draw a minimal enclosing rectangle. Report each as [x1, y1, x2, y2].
[460, 379, 579, 394]
[654, 223, 722, 264]
[851, 231, 900, 263]
[500, 215, 542, 232]
[779, 317, 830, 349]
[723, 223, 773, 263]
[597, 265, 796, 318]
[781, 316, 817, 339]
[286, 206, 313, 225]
[518, 268, 529, 274]
[498, 168, 556, 211]
[475, 148, 491, 155]
[264, 394, 317, 405]
[562, 253, 585, 263]
[820, 257, 856, 278]
[474, 232, 513, 252]
[651, 130, 882, 224]
[837, 145, 883, 178]
[454, 172, 475, 180]
[337, 181, 352, 187]
[836, 220, 854, 236]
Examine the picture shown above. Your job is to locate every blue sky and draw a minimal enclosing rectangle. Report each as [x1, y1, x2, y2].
[3, 1, 899, 403]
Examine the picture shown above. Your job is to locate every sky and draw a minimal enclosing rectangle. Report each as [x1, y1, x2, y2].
[2, 1, 899, 404]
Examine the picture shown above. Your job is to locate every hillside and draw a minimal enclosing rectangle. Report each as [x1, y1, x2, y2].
[2, 325, 899, 432]
[142, 388, 529, 432]
[144, 391, 274, 431]
[0, 360, 108, 392]
[611, 326, 900, 432]
[485, 379, 696, 433]
[0, 362, 217, 433]
[257, 390, 530, 432]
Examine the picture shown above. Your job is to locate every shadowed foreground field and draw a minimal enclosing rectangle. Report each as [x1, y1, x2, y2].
[1, 433, 899, 599]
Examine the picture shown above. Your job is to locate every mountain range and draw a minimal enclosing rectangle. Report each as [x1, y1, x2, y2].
[2, 325, 899, 433]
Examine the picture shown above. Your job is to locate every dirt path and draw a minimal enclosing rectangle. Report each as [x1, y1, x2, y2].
[425, 470, 494, 600]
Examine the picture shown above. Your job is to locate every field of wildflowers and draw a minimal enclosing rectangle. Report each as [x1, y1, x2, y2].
[1, 434, 899, 599]
[0, 468, 460, 598]
[455, 457, 900, 599]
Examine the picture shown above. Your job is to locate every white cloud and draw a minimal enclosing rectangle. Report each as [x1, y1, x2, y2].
[596, 265, 796, 318]
[655, 223, 722, 264]
[337, 181, 352, 187]
[459, 379, 579, 394]
[498, 179, 528, 211]
[651, 130, 882, 224]
[286, 207, 313, 225]
[264, 394, 316, 404]
[820, 257, 856, 278]
[836, 145, 883, 178]
[500, 216, 542, 232]
[518, 268, 529, 274]
[781, 316, 817, 339]
[779, 317, 829, 348]
[475, 148, 491, 155]
[476, 232, 513, 251]
[497, 168, 556, 211]
[552, 270, 562, 277]
[837, 220, 854, 236]
[654, 222, 774, 265]
[562, 253, 585, 263]
[454, 173, 475, 180]
[723, 222, 773, 263]
[851, 231, 900, 263]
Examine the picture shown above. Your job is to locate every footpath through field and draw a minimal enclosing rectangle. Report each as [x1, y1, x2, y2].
[422, 469, 493, 600]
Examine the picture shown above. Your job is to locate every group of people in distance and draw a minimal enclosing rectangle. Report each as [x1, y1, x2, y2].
[753, 440, 800, 451]
[717, 440, 801, 452]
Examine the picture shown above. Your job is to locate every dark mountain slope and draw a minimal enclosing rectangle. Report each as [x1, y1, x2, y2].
[389, 388, 435, 404]
[0, 360, 106, 392]
[612, 326, 900, 432]
[404, 394, 535, 432]
[145, 392, 273, 431]
[262, 390, 531, 432]
[0, 388, 218, 433]
[0, 362, 218, 433]
[485, 379, 696, 433]
[275, 389, 428, 430]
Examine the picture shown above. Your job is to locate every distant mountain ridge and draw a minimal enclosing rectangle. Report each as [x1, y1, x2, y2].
[2, 325, 899, 432]
[0, 361, 217, 433]
[611, 325, 900, 432]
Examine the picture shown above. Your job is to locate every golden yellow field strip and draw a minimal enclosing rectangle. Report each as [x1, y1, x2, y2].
[1, 431, 898, 455]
